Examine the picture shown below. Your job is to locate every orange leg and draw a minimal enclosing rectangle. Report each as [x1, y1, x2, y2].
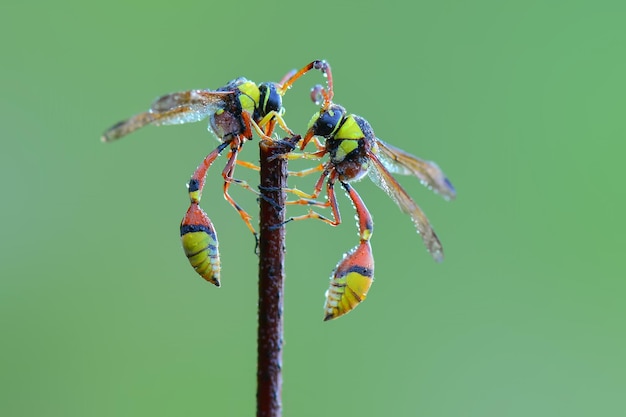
[284, 164, 328, 204]
[288, 179, 373, 240]
[220, 137, 258, 238]
[216, 110, 279, 238]
[278, 68, 297, 86]
[278, 60, 334, 107]
[284, 170, 342, 227]
[264, 117, 277, 137]
[236, 160, 260, 171]
[287, 163, 325, 178]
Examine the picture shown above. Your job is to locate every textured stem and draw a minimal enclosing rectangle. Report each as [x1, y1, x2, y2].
[256, 135, 298, 417]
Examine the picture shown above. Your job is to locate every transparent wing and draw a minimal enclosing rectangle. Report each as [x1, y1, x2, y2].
[368, 152, 444, 262]
[101, 90, 232, 142]
[376, 139, 456, 200]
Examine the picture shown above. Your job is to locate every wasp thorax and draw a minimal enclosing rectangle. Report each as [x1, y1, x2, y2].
[237, 80, 261, 115]
[258, 83, 282, 118]
[312, 104, 345, 137]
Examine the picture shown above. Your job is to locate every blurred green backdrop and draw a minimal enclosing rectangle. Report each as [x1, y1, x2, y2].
[2, 0, 625, 416]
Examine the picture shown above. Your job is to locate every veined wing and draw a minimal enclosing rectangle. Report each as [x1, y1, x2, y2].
[376, 139, 456, 200]
[368, 152, 444, 262]
[101, 90, 232, 142]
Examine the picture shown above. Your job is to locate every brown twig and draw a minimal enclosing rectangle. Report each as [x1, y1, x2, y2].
[256, 135, 299, 417]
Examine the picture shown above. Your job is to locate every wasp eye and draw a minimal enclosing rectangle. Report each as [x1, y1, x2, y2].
[259, 83, 282, 115]
[313, 105, 344, 137]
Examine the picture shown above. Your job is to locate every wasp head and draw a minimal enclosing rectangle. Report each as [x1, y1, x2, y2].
[308, 104, 346, 138]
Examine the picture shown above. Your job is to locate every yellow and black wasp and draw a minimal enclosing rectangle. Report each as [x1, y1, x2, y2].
[287, 65, 456, 320]
[102, 61, 331, 286]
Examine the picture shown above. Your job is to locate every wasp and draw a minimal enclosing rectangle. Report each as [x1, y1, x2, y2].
[102, 61, 331, 286]
[286, 65, 456, 320]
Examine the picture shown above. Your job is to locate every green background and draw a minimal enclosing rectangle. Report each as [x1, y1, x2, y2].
[2, 0, 625, 416]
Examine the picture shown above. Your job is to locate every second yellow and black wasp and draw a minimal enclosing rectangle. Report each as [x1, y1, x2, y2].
[286, 64, 456, 320]
[102, 61, 332, 287]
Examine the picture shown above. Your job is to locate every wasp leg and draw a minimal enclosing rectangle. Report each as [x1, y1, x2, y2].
[284, 172, 341, 226]
[215, 110, 296, 239]
[224, 158, 261, 197]
[218, 110, 285, 239]
[324, 182, 375, 321]
[236, 160, 260, 171]
[242, 111, 279, 143]
[180, 141, 230, 286]
[278, 68, 297, 86]
[267, 170, 334, 232]
[284, 150, 326, 161]
[257, 110, 293, 137]
[304, 136, 326, 152]
[283, 166, 334, 211]
[277, 60, 334, 106]
[282, 163, 328, 204]
[221, 137, 258, 239]
[287, 163, 324, 178]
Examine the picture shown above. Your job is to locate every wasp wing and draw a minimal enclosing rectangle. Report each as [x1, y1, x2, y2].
[101, 90, 232, 142]
[368, 152, 444, 262]
[376, 139, 456, 200]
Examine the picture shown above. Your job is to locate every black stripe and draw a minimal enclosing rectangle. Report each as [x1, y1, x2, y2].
[343, 265, 373, 278]
[346, 286, 363, 302]
[186, 244, 218, 258]
[188, 142, 229, 192]
[180, 224, 216, 237]
[216, 141, 230, 153]
[188, 178, 200, 192]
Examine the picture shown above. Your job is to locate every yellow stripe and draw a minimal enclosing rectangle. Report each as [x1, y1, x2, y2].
[345, 271, 372, 299]
[237, 81, 260, 113]
[335, 115, 364, 140]
[181, 231, 220, 285]
[181, 231, 216, 255]
[324, 271, 373, 320]
[334, 139, 359, 162]
[188, 190, 200, 204]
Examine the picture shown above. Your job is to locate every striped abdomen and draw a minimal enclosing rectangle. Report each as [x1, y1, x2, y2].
[180, 203, 221, 286]
[324, 241, 374, 321]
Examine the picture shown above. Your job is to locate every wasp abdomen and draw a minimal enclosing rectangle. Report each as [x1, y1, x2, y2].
[180, 203, 221, 286]
[324, 241, 374, 321]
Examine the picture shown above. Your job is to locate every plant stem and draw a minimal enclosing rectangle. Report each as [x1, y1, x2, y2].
[256, 135, 299, 417]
